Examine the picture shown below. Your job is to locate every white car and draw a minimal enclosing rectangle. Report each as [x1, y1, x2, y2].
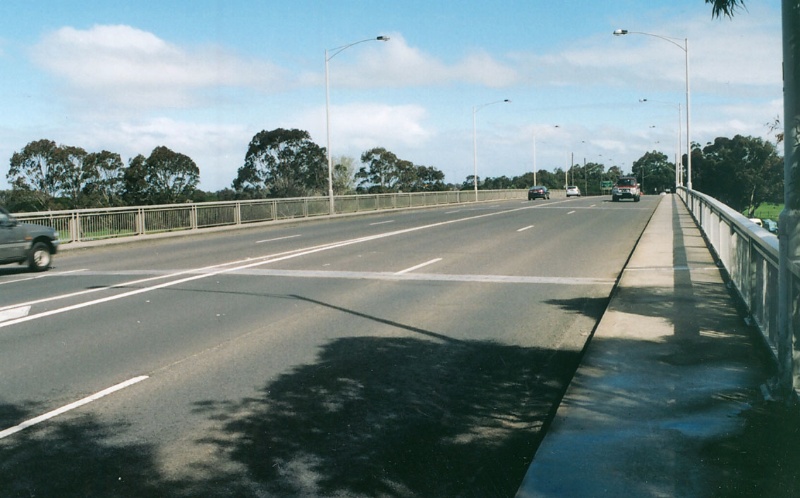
[566, 186, 581, 197]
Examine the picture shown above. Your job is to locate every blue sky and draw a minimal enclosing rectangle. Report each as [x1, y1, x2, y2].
[0, 0, 783, 191]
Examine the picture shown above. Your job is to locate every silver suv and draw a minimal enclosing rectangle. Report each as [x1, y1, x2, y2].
[0, 206, 59, 271]
[611, 177, 641, 202]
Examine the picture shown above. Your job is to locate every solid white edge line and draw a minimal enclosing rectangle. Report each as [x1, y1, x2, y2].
[395, 258, 443, 275]
[0, 375, 149, 440]
[255, 234, 302, 244]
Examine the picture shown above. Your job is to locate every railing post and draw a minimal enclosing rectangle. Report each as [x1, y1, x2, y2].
[191, 205, 198, 230]
[71, 212, 79, 243]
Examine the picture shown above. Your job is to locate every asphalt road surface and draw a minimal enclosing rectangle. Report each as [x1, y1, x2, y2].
[0, 195, 658, 497]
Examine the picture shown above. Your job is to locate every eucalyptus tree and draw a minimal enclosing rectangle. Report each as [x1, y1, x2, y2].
[357, 147, 400, 192]
[144, 146, 200, 204]
[234, 128, 326, 198]
[7, 139, 63, 208]
[82, 150, 125, 207]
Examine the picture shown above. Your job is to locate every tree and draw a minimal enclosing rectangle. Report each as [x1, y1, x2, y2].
[233, 128, 326, 198]
[58, 145, 89, 207]
[705, 0, 745, 18]
[82, 150, 125, 207]
[357, 147, 400, 192]
[144, 146, 200, 204]
[412, 165, 446, 191]
[632, 151, 674, 195]
[332, 155, 357, 194]
[692, 135, 783, 214]
[122, 154, 149, 206]
[7, 139, 63, 209]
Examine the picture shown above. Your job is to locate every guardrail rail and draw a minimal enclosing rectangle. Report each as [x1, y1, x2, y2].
[12, 189, 533, 244]
[679, 189, 794, 396]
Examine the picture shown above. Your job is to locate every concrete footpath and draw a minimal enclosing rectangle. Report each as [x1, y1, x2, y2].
[517, 195, 772, 497]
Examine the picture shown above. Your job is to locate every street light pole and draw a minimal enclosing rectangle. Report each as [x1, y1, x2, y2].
[614, 29, 691, 189]
[325, 36, 389, 215]
[472, 99, 510, 201]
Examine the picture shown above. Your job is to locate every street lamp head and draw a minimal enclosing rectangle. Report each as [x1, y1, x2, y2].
[377, 36, 390, 41]
[613, 29, 629, 36]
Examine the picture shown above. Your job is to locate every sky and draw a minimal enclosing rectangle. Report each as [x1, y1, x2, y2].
[0, 0, 783, 192]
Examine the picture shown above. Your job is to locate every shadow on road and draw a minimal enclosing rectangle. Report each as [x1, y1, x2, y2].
[0, 411, 164, 497]
[194, 335, 580, 497]
[1, 332, 583, 497]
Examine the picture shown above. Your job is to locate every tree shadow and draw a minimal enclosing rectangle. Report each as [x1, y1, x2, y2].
[701, 399, 800, 497]
[0, 409, 170, 497]
[194, 334, 581, 497]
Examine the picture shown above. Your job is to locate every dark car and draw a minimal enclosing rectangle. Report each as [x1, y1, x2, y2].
[528, 186, 550, 200]
[0, 206, 59, 271]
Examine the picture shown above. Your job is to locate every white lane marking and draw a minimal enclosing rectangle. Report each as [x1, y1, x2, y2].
[230, 269, 616, 285]
[445, 210, 461, 214]
[395, 258, 443, 275]
[0, 376, 149, 440]
[0, 269, 87, 286]
[0, 240, 362, 314]
[517, 225, 535, 232]
[567, 210, 576, 215]
[369, 220, 395, 226]
[256, 235, 301, 244]
[0, 202, 565, 328]
[0, 306, 31, 323]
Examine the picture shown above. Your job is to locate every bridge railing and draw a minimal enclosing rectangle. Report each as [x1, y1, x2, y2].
[679, 189, 786, 377]
[11, 189, 530, 244]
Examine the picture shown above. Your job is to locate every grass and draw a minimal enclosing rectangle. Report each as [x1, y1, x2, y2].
[748, 203, 783, 222]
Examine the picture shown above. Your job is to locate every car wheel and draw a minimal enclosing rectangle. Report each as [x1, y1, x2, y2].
[28, 242, 52, 271]
[634, 195, 640, 202]
[612, 195, 618, 202]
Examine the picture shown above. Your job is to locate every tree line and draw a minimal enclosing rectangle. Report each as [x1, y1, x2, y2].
[0, 128, 456, 212]
[1, 127, 783, 216]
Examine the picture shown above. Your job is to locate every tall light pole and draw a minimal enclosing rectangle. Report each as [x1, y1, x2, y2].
[614, 29, 691, 189]
[325, 36, 389, 215]
[472, 99, 510, 201]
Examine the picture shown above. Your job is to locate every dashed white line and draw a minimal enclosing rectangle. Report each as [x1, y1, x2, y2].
[369, 220, 395, 226]
[567, 210, 576, 215]
[0, 376, 149, 440]
[395, 258, 443, 275]
[517, 225, 535, 232]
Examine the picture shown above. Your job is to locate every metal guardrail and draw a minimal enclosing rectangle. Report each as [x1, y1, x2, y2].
[679, 189, 785, 374]
[12, 189, 530, 244]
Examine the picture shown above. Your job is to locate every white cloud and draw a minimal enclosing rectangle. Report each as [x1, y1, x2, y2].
[31, 24, 289, 110]
[331, 34, 520, 88]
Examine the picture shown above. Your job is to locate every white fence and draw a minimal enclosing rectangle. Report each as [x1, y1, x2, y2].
[679, 189, 789, 390]
[13, 190, 529, 244]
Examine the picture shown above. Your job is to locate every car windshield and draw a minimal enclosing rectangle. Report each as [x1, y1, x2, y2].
[617, 178, 636, 187]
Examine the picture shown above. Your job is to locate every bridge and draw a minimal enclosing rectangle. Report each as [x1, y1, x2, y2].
[0, 191, 792, 496]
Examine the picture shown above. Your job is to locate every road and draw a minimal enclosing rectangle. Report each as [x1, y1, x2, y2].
[0, 195, 658, 497]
